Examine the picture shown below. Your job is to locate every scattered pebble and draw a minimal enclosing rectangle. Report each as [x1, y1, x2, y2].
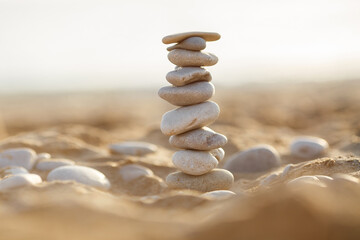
[36, 158, 75, 171]
[202, 190, 236, 200]
[168, 49, 218, 67]
[158, 81, 214, 106]
[332, 173, 359, 184]
[224, 145, 281, 173]
[166, 168, 234, 192]
[161, 101, 220, 136]
[260, 173, 279, 186]
[210, 148, 225, 161]
[118, 164, 154, 182]
[0, 166, 29, 178]
[162, 31, 221, 44]
[172, 150, 218, 175]
[281, 164, 295, 177]
[0, 173, 42, 191]
[287, 175, 326, 188]
[166, 67, 212, 87]
[47, 166, 111, 190]
[315, 175, 334, 184]
[35, 152, 51, 161]
[0, 148, 37, 170]
[109, 141, 157, 156]
[169, 127, 227, 151]
[167, 37, 206, 51]
[290, 136, 329, 159]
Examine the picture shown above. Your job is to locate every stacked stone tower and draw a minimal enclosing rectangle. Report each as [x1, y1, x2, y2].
[159, 32, 234, 192]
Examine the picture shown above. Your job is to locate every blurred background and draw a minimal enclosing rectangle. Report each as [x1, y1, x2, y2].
[1, 0, 360, 93]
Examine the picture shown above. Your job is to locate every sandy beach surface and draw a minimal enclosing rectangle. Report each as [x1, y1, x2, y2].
[0, 80, 359, 240]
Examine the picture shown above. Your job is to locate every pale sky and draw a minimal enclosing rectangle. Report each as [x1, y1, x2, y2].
[1, 0, 360, 92]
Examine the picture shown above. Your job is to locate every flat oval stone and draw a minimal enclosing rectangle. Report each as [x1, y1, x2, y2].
[161, 101, 220, 136]
[287, 175, 326, 188]
[162, 31, 221, 44]
[166, 168, 234, 192]
[0, 148, 37, 170]
[0, 166, 29, 178]
[166, 67, 212, 87]
[109, 141, 157, 156]
[118, 164, 154, 182]
[332, 173, 359, 184]
[224, 145, 281, 173]
[172, 150, 218, 175]
[290, 136, 329, 159]
[210, 148, 225, 161]
[47, 166, 110, 190]
[158, 82, 214, 106]
[35, 152, 51, 161]
[0, 173, 42, 191]
[202, 190, 236, 200]
[167, 37, 206, 51]
[36, 158, 75, 171]
[168, 49, 218, 67]
[169, 127, 227, 150]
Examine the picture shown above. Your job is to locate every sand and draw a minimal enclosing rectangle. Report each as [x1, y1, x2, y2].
[0, 80, 359, 240]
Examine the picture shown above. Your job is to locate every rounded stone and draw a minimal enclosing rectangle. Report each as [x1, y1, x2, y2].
[172, 150, 218, 175]
[35, 153, 51, 162]
[202, 190, 236, 200]
[47, 165, 110, 190]
[287, 175, 326, 188]
[168, 49, 218, 67]
[118, 164, 154, 182]
[158, 82, 214, 106]
[315, 175, 334, 184]
[167, 37, 206, 51]
[223, 145, 281, 173]
[0, 173, 42, 191]
[210, 148, 225, 161]
[160, 101, 220, 136]
[332, 173, 359, 184]
[0, 166, 29, 178]
[109, 141, 157, 156]
[166, 168, 234, 192]
[35, 158, 75, 171]
[169, 127, 227, 150]
[166, 67, 212, 87]
[0, 148, 37, 170]
[290, 136, 329, 159]
[162, 31, 221, 44]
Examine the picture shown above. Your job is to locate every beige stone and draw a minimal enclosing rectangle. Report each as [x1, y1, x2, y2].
[158, 82, 214, 106]
[109, 141, 157, 156]
[167, 37, 206, 51]
[160, 101, 220, 136]
[201, 190, 236, 200]
[210, 148, 225, 161]
[162, 31, 221, 44]
[166, 168, 234, 192]
[172, 150, 218, 175]
[168, 49, 218, 67]
[169, 127, 227, 150]
[118, 164, 154, 182]
[166, 67, 212, 87]
[290, 136, 329, 159]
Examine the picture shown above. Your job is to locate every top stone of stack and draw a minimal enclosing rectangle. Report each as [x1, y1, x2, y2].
[162, 31, 221, 44]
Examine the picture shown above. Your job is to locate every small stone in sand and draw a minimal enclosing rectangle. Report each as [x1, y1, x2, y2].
[158, 81, 214, 106]
[161, 101, 220, 136]
[118, 164, 154, 182]
[47, 165, 110, 190]
[202, 190, 236, 200]
[260, 173, 279, 186]
[36, 158, 75, 171]
[287, 175, 326, 188]
[0, 148, 37, 170]
[169, 127, 227, 150]
[290, 136, 329, 159]
[35, 153, 51, 161]
[166, 168, 234, 192]
[168, 50, 218, 67]
[166, 67, 212, 87]
[162, 31, 221, 44]
[167, 37, 206, 51]
[0, 166, 29, 178]
[0, 173, 42, 191]
[109, 141, 158, 156]
[332, 173, 359, 185]
[210, 148, 225, 161]
[224, 145, 281, 173]
[172, 150, 218, 175]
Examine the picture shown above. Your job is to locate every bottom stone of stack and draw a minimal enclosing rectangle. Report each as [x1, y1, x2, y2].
[166, 168, 234, 192]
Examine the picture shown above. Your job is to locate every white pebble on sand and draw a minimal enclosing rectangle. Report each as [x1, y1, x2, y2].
[332, 173, 359, 184]
[0, 148, 37, 170]
[109, 141, 157, 156]
[202, 190, 236, 200]
[118, 164, 154, 182]
[47, 165, 111, 190]
[0, 173, 42, 191]
[287, 175, 326, 188]
[290, 136, 329, 159]
[36, 158, 75, 171]
[1, 166, 29, 176]
[35, 152, 51, 162]
[260, 173, 279, 186]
